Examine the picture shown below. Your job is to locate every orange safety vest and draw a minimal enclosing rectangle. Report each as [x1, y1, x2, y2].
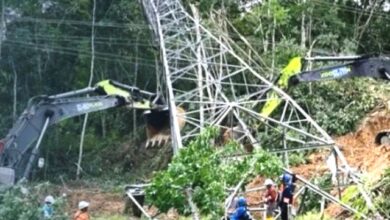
[73, 211, 90, 220]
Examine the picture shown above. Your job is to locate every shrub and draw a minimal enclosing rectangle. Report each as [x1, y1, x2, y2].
[146, 127, 283, 218]
[0, 184, 68, 220]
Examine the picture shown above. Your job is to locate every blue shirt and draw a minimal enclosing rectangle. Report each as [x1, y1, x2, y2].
[230, 206, 251, 220]
[42, 203, 53, 218]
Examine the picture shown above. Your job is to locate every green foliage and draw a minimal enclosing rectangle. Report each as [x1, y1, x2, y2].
[373, 169, 390, 218]
[0, 0, 389, 189]
[146, 127, 282, 218]
[292, 79, 380, 135]
[146, 127, 224, 216]
[182, 0, 240, 18]
[0, 184, 68, 220]
[0, 0, 158, 182]
[230, 0, 387, 137]
[341, 185, 370, 219]
[288, 152, 308, 167]
[299, 174, 332, 212]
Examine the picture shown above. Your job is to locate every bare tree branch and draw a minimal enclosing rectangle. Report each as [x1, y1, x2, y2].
[355, 0, 378, 44]
[11, 60, 17, 122]
[77, 0, 96, 179]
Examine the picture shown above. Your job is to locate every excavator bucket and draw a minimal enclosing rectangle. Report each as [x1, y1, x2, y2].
[144, 106, 186, 148]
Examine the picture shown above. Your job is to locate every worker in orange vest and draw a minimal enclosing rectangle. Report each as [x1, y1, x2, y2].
[73, 201, 90, 220]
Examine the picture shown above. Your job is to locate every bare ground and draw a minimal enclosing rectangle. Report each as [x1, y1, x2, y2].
[59, 107, 390, 219]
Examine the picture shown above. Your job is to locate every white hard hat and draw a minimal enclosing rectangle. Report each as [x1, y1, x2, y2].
[78, 201, 90, 210]
[44, 195, 55, 204]
[264, 179, 274, 186]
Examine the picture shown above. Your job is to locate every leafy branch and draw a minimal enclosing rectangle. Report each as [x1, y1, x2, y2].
[146, 127, 282, 218]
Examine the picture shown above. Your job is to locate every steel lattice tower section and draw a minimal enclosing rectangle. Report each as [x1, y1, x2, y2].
[141, 0, 373, 215]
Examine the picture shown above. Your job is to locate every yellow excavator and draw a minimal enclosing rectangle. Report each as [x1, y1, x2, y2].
[260, 54, 390, 145]
[0, 80, 184, 185]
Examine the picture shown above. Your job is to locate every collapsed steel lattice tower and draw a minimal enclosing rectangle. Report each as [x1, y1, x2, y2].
[141, 0, 372, 216]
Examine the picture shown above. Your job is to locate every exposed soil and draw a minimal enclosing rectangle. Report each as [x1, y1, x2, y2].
[326, 109, 390, 217]
[245, 107, 390, 218]
[337, 112, 390, 183]
[57, 106, 389, 219]
[54, 183, 182, 219]
[66, 189, 125, 215]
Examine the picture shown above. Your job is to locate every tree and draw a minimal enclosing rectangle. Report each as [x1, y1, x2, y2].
[0, 0, 158, 181]
[146, 127, 282, 218]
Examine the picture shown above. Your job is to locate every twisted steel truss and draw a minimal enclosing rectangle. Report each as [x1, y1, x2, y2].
[141, 0, 373, 216]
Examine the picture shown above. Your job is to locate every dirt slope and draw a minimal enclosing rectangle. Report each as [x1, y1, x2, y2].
[245, 107, 390, 218]
[59, 108, 389, 219]
[336, 111, 390, 183]
[48, 183, 126, 216]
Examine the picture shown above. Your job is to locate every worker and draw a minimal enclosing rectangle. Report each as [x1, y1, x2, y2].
[279, 173, 296, 220]
[227, 196, 239, 215]
[263, 179, 277, 220]
[73, 201, 90, 220]
[42, 195, 55, 219]
[0, 139, 4, 154]
[229, 197, 253, 220]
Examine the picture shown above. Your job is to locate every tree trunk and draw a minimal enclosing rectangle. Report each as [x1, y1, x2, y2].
[300, 0, 306, 50]
[185, 188, 200, 220]
[271, 16, 276, 71]
[0, 0, 4, 59]
[355, 0, 377, 44]
[11, 61, 17, 122]
[133, 34, 139, 138]
[77, 0, 96, 179]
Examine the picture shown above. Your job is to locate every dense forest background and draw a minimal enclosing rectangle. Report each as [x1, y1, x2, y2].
[0, 0, 388, 182]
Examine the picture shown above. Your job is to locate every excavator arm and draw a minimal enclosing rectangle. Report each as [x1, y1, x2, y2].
[260, 55, 390, 118]
[259, 55, 390, 145]
[0, 80, 167, 185]
[289, 55, 390, 85]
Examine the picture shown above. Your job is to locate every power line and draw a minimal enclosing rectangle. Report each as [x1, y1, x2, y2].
[6, 39, 204, 70]
[311, 0, 390, 21]
[14, 32, 154, 44]
[7, 2, 384, 71]
[13, 16, 152, 29]
[6, 29, 304, 57]
[5, 39, 157, 63]
[11, 34, 155, 47]
[5, 41, 158, 68]
[6, 16, 310, 55]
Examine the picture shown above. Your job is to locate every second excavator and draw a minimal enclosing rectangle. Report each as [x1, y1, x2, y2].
[260, 54, 390, 145]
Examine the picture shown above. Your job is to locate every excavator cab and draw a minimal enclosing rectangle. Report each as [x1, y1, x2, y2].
[375, 130, 390, 145]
